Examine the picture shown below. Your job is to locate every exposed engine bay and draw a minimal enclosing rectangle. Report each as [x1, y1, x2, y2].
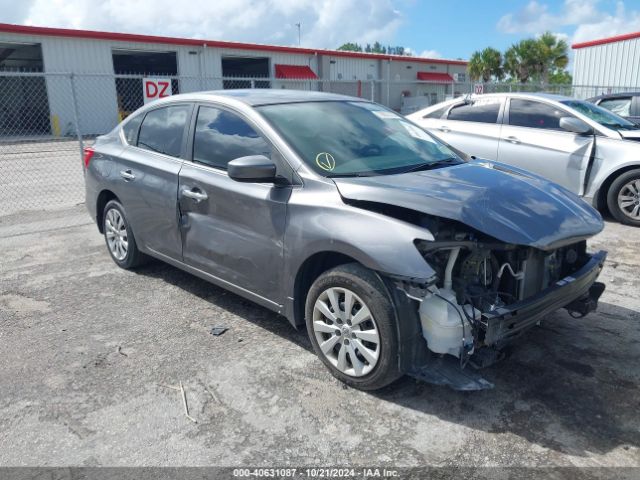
[403, 217, 606, 366]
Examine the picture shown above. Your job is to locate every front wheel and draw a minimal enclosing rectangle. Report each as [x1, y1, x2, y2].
[607, 169, 640, 227]
[305, 263, 401, 391]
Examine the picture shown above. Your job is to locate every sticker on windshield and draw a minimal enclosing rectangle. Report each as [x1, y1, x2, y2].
[316, 152, 336, 171]
[372, 110, 398, 119]
[401, 121, 435, 142]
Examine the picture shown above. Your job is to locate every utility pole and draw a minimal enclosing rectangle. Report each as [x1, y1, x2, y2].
[295, 22, 301, 46]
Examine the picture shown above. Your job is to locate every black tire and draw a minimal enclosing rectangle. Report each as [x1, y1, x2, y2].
[607, 169, 640, 227]
[102, 199, 147, 269]
[305, 263, 401, 391]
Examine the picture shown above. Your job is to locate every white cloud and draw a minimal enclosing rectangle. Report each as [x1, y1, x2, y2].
[14, 0, 404, 50]
[497, 0, 601, 34]
[572, 2, 640, 44]
[419, 49, 442, 59]
[498, 0, 640, 46]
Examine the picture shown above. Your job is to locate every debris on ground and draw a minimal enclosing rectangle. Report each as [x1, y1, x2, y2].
[159, 382, 197, 424]
[210, 326, 228, 336]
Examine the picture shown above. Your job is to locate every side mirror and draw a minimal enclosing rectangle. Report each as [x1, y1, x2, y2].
[228, 155, 277, 183]
[559, 117, 593, 135]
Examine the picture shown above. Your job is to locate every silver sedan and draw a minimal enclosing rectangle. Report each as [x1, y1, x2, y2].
[407, 93, 640, 226]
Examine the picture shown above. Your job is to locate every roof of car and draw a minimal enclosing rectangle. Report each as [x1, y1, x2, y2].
[478, 92, 571, 101]
[163, 89, 364, 106]
[587, 91, 640, 101]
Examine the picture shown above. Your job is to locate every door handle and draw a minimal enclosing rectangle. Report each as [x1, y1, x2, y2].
[120, 169, 135, 181]
[181, 187, 208, 203]
[506, 136, 520, 144]
[439, 126, 451, 133]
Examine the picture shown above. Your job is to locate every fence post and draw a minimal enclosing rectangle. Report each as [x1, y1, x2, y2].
[69, 73, 85, 165]
[371, 80, 375, 102]
[250, 79, 255, 89]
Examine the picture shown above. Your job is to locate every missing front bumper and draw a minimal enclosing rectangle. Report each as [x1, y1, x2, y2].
[482, 250, 607, 347]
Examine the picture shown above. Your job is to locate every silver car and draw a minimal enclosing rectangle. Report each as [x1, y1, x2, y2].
[407, 93, 640, 226]
[84, 90, 606, 391]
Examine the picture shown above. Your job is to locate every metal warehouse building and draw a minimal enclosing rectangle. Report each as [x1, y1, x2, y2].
[0, 23, 467, 138]
[572, 31, 640, 92]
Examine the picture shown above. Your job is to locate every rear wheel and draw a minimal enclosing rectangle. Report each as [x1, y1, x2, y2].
[607, 169, 640, 226]
[102, 200, 146, 269]
[305, 263, 401, 390]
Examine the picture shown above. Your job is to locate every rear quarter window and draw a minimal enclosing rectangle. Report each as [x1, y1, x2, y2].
[122, 114, 142, 145]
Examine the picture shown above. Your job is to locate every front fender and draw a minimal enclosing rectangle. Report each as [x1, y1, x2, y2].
[283, 186, 437, 309]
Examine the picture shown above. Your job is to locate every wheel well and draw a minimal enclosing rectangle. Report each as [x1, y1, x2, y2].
[96, 190, 119, 233]
[293, 252, 359, 327]
[596, 165, 640, 213]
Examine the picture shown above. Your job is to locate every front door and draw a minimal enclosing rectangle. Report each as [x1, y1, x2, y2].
[178, 104, 290, 302]
[498, 98, 594, 195]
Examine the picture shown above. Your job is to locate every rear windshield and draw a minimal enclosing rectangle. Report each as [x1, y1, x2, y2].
[256, 101, 461, 177]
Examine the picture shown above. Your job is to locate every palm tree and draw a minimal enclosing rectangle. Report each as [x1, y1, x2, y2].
[504, 39, 541, 83]
[536, 32, 569, 84]
[467, 47, 503, 82]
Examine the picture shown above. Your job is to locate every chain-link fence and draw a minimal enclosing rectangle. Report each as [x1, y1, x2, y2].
[1, 71, 638, 218]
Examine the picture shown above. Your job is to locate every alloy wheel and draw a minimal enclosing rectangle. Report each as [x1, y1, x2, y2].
[105, 208, 128, 261]
[617, 179, 640, 220]
[312, 287, 380, 377]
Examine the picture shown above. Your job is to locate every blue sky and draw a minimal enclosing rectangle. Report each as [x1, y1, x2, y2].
[395, 0, 640, 60]
[1, 0, 640, 66]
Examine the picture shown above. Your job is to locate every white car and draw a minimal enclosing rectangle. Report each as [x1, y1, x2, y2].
[407, 93, 640, 226]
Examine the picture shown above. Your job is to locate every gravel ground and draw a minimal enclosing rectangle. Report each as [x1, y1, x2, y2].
[0, 204, 639, 469]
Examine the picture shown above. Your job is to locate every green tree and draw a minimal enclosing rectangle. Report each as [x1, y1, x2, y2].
[467, 47, 503, 82]
[504, 39, 541, 83]
[536, 32, 569, 84]
[337, 42, 363, 52]
[548, 70, 572, 85]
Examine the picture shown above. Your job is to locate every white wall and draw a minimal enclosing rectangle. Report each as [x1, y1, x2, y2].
[573, 37, 640, 96]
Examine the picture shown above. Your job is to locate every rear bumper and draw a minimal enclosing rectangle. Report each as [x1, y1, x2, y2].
[483, 250, 607, 346]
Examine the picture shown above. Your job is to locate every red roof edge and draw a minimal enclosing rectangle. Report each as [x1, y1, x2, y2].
[275, 64, 318, 79]
[0, 23, 467, 65]
[416, 72, 454, 83]
[572, 31, 640, 49]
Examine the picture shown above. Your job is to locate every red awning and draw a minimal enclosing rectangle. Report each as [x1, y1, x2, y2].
[275, 64, 318, 79]
[416, 72, 455, 83]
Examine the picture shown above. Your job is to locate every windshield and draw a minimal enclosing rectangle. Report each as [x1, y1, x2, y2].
[560, 99, 639, 131]
[256, 101, 462, 177]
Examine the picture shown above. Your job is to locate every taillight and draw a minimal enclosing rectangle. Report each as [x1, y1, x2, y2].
[83, 147, 95, 168]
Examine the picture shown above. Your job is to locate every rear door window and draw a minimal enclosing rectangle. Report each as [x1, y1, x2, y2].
[137, 105, 191, 157]
[192, 106, 270, 170]
[447, 98, 501, 123]
[598, 97, 632, 117]
[508, 99, 568, 131]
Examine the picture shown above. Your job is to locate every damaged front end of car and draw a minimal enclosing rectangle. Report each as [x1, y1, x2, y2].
[392, 218, 606, 391]
[333, 160, 607, 390]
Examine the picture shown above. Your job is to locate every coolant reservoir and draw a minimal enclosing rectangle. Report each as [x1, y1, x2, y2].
[419, 288, 475, 358]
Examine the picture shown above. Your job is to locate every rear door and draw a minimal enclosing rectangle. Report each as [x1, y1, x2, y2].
[178, 104, 292, 302]
[432, 97, 504, 159]
[498, 98, 593, 194]
[115, 103, 193, 259]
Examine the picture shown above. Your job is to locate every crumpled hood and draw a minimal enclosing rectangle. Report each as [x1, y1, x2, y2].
[333, 160, 604, 250]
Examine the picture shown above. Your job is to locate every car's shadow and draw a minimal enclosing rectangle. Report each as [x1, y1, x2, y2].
[135, 261, 640, 457]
